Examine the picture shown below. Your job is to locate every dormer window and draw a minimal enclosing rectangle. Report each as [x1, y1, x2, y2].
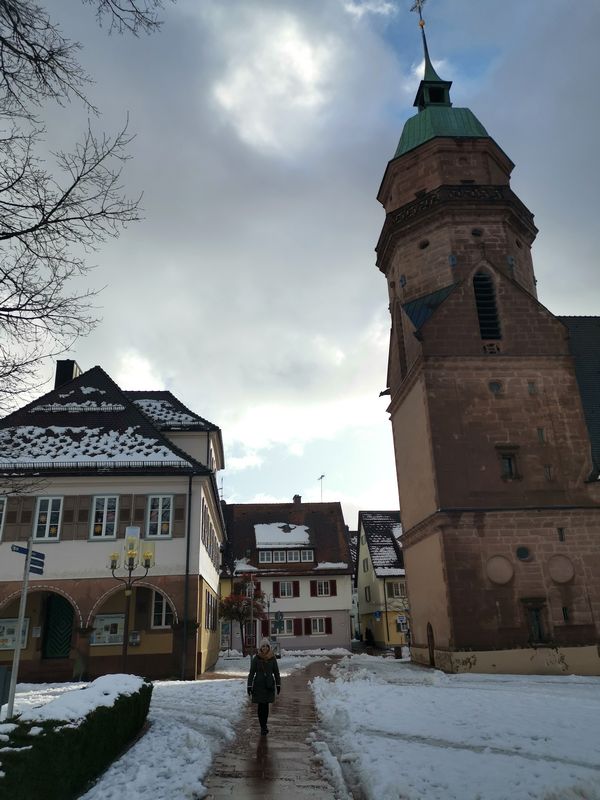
[301, 549, 314, 562]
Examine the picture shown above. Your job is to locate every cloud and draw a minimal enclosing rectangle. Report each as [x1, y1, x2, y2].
[211, 10, 338, 154]
[114, 351, 165, 391]
[225, 452, 264, 472]
[342, 1, 396, 20]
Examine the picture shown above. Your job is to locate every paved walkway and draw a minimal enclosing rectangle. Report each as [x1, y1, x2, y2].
[203, 660, 338, 799]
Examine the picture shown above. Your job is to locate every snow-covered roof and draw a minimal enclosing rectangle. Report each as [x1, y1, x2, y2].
[0, 425, 188, 466]
[125, 391, 218, 432]
[254, 522, 310, 547]
[359, 511, 404, 578]
[0, 366, 209, 474]
[314, 561, 348, 570]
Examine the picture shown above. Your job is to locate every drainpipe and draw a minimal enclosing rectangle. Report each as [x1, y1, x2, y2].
[181, 472, 193, 680]
[383, 577, 391, 644]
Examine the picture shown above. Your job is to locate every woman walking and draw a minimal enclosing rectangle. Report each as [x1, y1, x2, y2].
[247, 638, 281, 735]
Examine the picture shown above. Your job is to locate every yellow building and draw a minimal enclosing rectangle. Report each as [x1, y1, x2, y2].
[357, 511, 409, 649]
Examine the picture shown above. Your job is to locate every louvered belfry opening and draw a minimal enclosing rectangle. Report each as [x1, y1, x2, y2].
[473, 271, 502, 340]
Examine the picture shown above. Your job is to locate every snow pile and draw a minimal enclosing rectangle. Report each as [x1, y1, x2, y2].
[18, 675, 146, 723]
[254, 522, 310, 547]
[312, 656, 600, 800]
[80, 679, 246, 800]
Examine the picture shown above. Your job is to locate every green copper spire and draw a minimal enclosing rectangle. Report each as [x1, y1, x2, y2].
[411, 0, 452, 110]
[393, 1, 490, 158]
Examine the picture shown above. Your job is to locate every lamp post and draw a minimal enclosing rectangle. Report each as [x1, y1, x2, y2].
[264, 593, 276, 639]
[107, 527, 155, 673]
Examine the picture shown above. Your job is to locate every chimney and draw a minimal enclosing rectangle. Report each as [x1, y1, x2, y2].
[293, 494, 301, 504]
[54, 359, 82, 389]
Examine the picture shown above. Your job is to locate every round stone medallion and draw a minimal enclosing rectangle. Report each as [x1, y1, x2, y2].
[486, 555, 514, 585]
[548, 554, 575, 584]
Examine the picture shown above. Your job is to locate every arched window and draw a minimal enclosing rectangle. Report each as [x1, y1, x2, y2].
[473, 271, 501, 340]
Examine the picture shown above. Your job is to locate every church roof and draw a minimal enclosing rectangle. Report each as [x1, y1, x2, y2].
[395, 106, 490, 158]
[559, 316, 600, 476]
[359, 511, 404, 578]
[402, 283, 458, 330]
[0, 366, 209, 476]
[394, 11, 490, 158]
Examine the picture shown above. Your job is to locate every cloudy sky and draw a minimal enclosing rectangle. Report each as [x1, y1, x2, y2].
[44, 0, 600, 527]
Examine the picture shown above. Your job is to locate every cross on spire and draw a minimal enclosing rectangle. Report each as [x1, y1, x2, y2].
[410, 0, 427, 27]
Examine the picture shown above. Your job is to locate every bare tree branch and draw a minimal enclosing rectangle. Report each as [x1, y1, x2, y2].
[0, 0, 169, 415]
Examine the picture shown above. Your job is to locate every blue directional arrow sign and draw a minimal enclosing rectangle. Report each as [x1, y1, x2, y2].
[11, 544, 45, 560]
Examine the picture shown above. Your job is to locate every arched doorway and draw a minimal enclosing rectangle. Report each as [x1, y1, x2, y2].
[427, 622, 435, 667]
[42, 594, 74, 659]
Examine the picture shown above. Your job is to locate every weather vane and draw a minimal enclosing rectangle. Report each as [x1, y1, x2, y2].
[411, 0, 427, 28]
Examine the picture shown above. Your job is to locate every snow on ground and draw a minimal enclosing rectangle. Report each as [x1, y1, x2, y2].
[311, 655, 600, 800]
[6, 652, 599, 800]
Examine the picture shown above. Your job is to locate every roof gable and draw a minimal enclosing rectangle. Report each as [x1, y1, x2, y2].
[222, 502, 351, 575]
[0, 367, 208, 474]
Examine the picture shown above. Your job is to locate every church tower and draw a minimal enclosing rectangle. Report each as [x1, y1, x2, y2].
[377, 6, 600, 674]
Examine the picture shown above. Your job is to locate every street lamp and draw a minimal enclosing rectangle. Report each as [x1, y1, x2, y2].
[264, 593, 276, 638]
[107, 527, 155, 673]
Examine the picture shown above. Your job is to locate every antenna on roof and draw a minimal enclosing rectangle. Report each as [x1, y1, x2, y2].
[318, 474, 325, 502]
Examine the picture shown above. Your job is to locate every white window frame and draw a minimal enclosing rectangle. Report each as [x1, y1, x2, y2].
[311, 617, 326, 635]
[146, 495, 173, 538]
[0, 496, 5, 541]
[273, 550, 286, 563]
[271, 618, 293, 637]
[287, 550, 300, 562]
[89, 495, 119, 539]
[151, 591, 173, 629]
[317, 580, 330, 597]
[301, 549, 314, 562]
[259, 551, 272, 563]
[362, 557, 369, 573]
[90, 613, 125, 646]
[388, 580, 407, 599]
[33, 497, 63, 540]
[279, 581, 294, 598]
[365, 586, 371, 602]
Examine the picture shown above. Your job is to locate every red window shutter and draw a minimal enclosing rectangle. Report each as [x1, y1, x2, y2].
[255, 581, 261, 593]
[310, 581, 317, 597]
[293, 581, 300, 598]
[325, 617, 332, 634]
[261, 619, 269, 636]
[273, 581, 280, 598]
[304, 618, 312, 636]
[293, 618, 302, 636]
[330, 580, 337, 596]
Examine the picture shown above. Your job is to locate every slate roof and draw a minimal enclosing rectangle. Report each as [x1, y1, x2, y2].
[222, 502, 352, 577]
[358, 511, 404, 578]
[402, 284, 458, 330]
[125, 391, 219, 432]
[0, 367, 210, 476]
[559, 316, 600, 475]
[346, 529, 358, 572]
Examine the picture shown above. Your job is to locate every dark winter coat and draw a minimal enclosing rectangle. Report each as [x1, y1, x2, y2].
[247, 653, 281, 704]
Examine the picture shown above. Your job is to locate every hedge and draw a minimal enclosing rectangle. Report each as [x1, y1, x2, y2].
[0, 680, 153, 800]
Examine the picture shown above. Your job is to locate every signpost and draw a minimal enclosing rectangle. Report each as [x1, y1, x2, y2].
[6, 538, 43, 718]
